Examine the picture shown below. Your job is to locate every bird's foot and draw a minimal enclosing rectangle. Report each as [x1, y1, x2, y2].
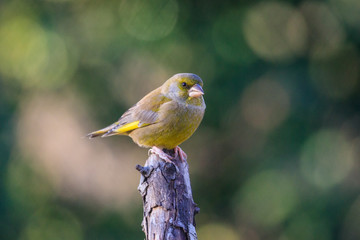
[149, 146, 173, 163]
[174, 146, 187, 162]
[149, 146, 187, 163]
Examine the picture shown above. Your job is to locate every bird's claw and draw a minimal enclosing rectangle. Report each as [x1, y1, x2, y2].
[174, 146, 187, 162]
[149, 146, 187, 163]
[150, 147, 173, 163]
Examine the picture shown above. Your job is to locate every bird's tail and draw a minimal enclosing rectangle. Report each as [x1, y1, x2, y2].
[86, 122, 119, 139]
[86, 121, 143, 139]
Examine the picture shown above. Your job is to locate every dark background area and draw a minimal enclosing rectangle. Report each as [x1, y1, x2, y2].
[1, 0, 360, 239]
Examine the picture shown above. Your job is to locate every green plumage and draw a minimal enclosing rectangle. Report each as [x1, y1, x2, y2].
[87, 73, 206, 150]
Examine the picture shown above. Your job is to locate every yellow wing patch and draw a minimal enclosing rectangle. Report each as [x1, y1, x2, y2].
[114, 121, 142, 134]
[114, 121, 151, 134]
[88, 120, 150, 138]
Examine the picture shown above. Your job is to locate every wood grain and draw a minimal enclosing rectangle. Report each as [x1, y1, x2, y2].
[137, 151, 199, 240]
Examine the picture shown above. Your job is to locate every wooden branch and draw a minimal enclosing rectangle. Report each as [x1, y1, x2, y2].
[136, 150, 199, 240]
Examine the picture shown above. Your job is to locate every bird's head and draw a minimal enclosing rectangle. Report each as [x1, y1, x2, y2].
[162, 73, 204, 103]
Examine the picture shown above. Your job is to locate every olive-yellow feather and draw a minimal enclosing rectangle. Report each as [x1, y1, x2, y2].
[87, 73, 206, 150]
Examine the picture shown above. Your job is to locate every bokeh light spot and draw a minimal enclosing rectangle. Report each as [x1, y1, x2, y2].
[119, 0, 178, 41]
[240, 77, 290, 132]
[15, 93, 141, 210]
[330, 0, 360, 34]
[300, 129, 355, 189]
[0, 16, 74, 89]
[235, 170, 298, 228]
[300, 2, 345, 59]
[243, 2, 307, 62]
[0, 16, 46, 84]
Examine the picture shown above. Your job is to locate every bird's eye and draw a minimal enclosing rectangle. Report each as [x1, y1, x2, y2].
[182, 82, 187, 87]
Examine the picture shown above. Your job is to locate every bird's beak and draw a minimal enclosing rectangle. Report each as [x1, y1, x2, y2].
[189, 84, 204, 98]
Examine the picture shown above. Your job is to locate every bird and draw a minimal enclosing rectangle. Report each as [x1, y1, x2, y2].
[87, 73, 206, 162]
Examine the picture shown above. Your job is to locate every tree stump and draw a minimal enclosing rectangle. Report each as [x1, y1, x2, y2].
[136, 149, 199, 240]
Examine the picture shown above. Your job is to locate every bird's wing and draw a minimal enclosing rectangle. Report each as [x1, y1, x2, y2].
[87, 87, 171, 138]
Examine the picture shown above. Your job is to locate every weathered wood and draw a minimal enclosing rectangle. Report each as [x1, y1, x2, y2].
[136, 150, 199, 240]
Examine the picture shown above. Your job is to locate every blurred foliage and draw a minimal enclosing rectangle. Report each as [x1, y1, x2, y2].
[1, 0, 360, 239]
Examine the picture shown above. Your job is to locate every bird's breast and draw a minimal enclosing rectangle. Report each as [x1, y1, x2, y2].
[130, 100, 205, 149]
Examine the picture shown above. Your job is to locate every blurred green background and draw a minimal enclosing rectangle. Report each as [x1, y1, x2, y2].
[1, 0, 360, 239]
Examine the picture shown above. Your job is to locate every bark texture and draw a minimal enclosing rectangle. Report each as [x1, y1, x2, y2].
[136, 150, 199, 240]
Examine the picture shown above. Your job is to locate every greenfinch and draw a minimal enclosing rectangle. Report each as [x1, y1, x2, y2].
[87, 73, 205, 162]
